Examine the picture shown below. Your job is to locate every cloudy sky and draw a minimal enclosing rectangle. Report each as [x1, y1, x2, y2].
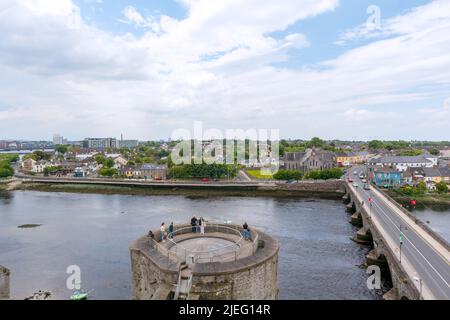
[0, 0, 449, 141]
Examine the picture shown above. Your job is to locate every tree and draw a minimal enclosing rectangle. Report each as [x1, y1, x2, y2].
[104, 158, 115, 168]
[429, 149, 440, 156]
[307, 137, 325, 148]
[273, 170, 302, 181]
[0, 161, 14, 178]
[98, 168, 117, 177]
[55, 145, 68, 155]
[436, 182, 448, 194]
[304, 168, 343, 180]
[416, 181, 427, 194]
[95, 155, 106, 165]
[368, 140, 384, 150]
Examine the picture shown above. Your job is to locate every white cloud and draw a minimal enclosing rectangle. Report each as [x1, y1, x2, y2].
[0, 0, 449, 140]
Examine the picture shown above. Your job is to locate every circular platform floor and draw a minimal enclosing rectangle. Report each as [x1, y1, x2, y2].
[169, 237, 239, 263]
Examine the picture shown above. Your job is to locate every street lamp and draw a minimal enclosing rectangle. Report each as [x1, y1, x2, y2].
[413, 274, 423, 300]
[399, 224, 407, 264]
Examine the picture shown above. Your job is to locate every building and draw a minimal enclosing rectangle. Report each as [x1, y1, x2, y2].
[368, 155, 436, 172]
[21, 158, 36, 172]
[113, 156, 128, 167]
[83, 138, 118, 149]
[335, 152, 370, 166]
[118, 140, 139, 149]
[53, 134, 67, 145]
[284, 148, 336, 173]
[370, 167, 402, 188]
[120, 164, 167, 180]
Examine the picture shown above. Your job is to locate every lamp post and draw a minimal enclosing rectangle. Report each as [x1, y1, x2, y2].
[399, 224, 407, 264]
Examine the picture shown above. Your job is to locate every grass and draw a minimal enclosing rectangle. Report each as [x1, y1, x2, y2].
[245, 169, 273, 180]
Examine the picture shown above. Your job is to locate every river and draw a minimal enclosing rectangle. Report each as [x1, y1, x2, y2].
[0, 190, 386, 300]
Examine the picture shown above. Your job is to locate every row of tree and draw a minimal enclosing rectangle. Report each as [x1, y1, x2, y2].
[168, 163, 239, 179]
[272, 168, 343, 181]
[399, 181, 448, 195]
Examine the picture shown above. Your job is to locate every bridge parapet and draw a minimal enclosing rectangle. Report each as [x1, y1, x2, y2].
[345, 185, 420, 300]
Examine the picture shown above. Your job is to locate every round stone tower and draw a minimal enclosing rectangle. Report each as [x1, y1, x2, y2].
[130, 222, 279, 300]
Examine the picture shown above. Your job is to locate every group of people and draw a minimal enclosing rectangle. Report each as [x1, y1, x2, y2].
[152, 219, 251, 242]
[158, 222, 174, 242]
[190, 216, 206, 235]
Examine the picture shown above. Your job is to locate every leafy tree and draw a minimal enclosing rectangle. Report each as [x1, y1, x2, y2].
[429, 149, 440, 156]
[368, 140, 384, 150]
[104, 158, 115, 168]
[43, 166, 63, 176]
[436, 182, 448, 194]
[98, 168, 117, 177]
[0, 162, 14, 178]
[95, 155, 106, 165]
[273, 170, 302, 181]
[416, 181, 427, 194]
[307, 137, 325, 148]
[397, 149, 422, 156]
[55, 145, 68, 155]
[304, 168, 343, 180]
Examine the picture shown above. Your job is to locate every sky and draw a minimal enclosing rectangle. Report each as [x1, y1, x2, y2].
[0, 0, 449, 141]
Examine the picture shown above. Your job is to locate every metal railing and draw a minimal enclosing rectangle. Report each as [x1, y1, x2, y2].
[151, 223, 258, 264]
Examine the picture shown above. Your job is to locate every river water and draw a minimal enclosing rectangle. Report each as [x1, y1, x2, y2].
[0, 190, 385, 300]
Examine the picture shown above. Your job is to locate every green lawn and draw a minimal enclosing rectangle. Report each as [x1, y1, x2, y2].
[246, 169, 273, 180]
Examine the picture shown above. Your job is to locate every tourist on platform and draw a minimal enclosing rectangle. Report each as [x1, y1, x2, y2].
[191, 216, 198, 233]
[160, 222, 165, 242]
[200, 217, 206, 235]
[243, 222, 251, 240]
[168, 222, 174, 239]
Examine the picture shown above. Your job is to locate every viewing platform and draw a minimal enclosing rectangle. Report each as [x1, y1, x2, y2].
[130, 222, 279, 300]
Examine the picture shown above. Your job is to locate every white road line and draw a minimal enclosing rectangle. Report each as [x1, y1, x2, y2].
[349, 181, 449, 297]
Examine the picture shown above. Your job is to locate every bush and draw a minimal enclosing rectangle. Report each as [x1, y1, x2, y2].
[436, 182, 448, 194]
[0, 162, 14, 178]
[304, 168, 343, 180]
[98, 168, 118, 177]
[273, 170, 302, 181]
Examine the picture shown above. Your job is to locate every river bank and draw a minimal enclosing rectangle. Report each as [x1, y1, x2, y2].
[387, 190, 450, 207]
[13, 182, 345, 199]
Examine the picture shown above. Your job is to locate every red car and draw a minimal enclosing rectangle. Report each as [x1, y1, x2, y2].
[201, 178, 210, 182]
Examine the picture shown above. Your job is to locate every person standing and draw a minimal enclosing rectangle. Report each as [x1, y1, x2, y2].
[243, 222, 250, 240]
[160, 222, 165, 242]
[200, 217, 206, 235]
[191, 216, 197, 233]
[168, 222, 174, 239]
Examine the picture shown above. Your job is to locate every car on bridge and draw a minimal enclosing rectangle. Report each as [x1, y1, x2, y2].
[352, 182, 359, 187]
[364, 184, 371, 190]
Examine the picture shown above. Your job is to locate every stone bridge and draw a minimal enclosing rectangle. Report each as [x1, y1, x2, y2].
[343, 166, 449, 300]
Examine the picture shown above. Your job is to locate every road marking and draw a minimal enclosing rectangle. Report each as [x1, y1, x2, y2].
[348, 177, 449, 298]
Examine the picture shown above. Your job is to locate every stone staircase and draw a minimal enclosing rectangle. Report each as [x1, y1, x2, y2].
[173, 262, 193, 300]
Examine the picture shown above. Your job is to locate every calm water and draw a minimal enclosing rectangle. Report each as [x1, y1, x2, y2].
[410, 206, 450, 242]
[0, 190, 382, 300]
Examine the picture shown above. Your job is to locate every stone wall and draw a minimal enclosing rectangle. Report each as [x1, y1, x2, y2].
[260, 179, 346, 194]
[0, 265, 10, 299]
[130, 225, 279, 300]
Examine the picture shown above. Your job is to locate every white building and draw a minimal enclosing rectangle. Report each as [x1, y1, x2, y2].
[368, 155, 436, 172]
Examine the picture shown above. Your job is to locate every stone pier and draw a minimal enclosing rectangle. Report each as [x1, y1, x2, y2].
[0, 265, 10, 299]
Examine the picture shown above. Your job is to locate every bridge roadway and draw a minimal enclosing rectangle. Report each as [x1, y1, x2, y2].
[348, 165, 450, 300]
